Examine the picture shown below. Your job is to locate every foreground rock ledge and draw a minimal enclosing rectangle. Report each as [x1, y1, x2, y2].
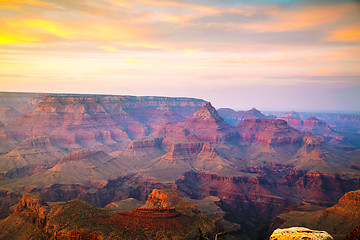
[270, 227, 334, 240]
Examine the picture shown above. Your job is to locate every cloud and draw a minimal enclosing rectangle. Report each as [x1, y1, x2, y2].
[100, 45, 118, 52]
[0, 0, 51, 8]
[184, 49, 198, 55]
[240, 4, 355, 33]
[0, 0, 359, 111]
[326, 24, 360, 43]
[126, 56, 142, 63]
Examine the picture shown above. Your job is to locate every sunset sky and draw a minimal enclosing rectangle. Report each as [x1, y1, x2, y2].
[0, 0, 359, 111]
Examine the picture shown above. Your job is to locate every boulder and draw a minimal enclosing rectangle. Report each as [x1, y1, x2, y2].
[270, 227, 333, 240]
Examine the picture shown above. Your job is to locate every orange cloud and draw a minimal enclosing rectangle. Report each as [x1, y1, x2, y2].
[0, 18, 71, 44]
[11, 19, 69, 37]
[0, 29, 39, 44]
[108, 0, 134, 7]
[243, 4, 355, 33]
[0, 16, 148, 46]
[138, 0, 220, 14]
[326, 25, 360, 43]
[0, 0, 51, 8]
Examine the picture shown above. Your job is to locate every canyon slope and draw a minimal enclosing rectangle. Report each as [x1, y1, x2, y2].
[272, 189, 360, 240]
[0, 190, 217, 240]
[0, 92, 359, 239]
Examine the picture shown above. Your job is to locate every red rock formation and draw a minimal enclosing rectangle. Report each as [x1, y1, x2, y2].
[7, 94, 205, 151]
[345, 226, 360, 240]
[156, 102, 237, 144]
[127, 137, 163, 149]
[279, 116, 345, 145]
[273, 189, 360, 240]
[237, 119, 303, 146]
[0, 191, 216, 240]
[218, 107, 268, 126]
[177, 170, 360, 234]
[0, 92, 41, 113]
[0, 136, 65, 178]
[0, 107, 20, 124]
[0, 190, 21, 219]
[0, 121, 18, 154]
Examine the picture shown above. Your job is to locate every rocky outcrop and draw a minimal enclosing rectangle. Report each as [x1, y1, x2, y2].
[7, 94, 205, 150]
[282, 117, 332, 133]
[345, 225, 360, 240]
[177, 170, 360, 235]
[141, 189, 198, 213]
[237, 119, 304, 146]
[272, 189, 360, 240]
[218, 107, 268, 126]
[0, 190, 21, 219]
[0, 190, 216, 240]
[156, 102, 237, 144]
[0, 136, 65, 178]
[166, 142, 203, 159]
[127, 137, 163, 149]
[338, 188, 360, 206]
[14, 193, 49, 230]
[268, 111, 360, 136]
[0, 92, 40, 112]
[35, 149, 129, 186]
[270, 227, 333, 240]
[279, 116, 347, 146]
[0, 122, 18, 154]
[0, 107, 20, 124]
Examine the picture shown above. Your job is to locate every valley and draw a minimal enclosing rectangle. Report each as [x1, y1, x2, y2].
[0, 92, 359, 239]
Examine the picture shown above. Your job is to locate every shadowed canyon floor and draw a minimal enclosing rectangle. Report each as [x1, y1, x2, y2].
[0, 92, 359, 239]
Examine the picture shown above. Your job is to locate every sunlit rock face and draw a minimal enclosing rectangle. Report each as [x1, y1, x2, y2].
[270, 227, 333, 240]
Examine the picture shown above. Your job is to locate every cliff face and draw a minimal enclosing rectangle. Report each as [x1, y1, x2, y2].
[0, 190, 21, 219]
[0, 122, 18, 155]
[141, 189, 199, 214]
[0, 107, 20, 124]
[0, 136, 65, 178]
[218, 107, 268, 126]
[279, 116, 348, 146]
[6, 94, 206, 151]
[237, 119, 304, 146]
[176, 170, 360, 233]
[273, 189, 360, 240]
[0, 92, 41, 112]
[156, 102, 236, 144]
[268, 111, 360, 142]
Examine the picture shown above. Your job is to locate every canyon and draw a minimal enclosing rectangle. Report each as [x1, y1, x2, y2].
[0, 92, 359, 239]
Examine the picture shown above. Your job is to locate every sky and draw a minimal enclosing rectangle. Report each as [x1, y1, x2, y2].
[0, 0, 359, 112]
